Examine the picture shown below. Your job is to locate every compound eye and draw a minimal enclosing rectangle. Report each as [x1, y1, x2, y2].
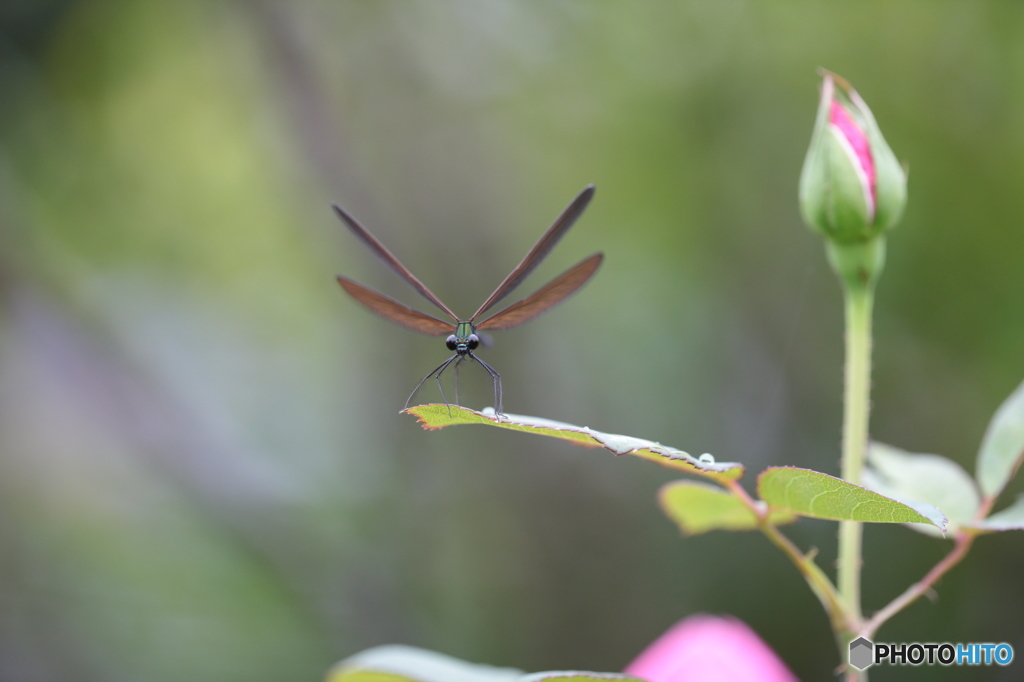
[467, 334, 480, 350]
[445, 335, 458, 351]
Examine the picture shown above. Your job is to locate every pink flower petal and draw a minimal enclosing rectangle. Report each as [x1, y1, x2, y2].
[624, 615, 797, 682]
[829, 100, 876, 216]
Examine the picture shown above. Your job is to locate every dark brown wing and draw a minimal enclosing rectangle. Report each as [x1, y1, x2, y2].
[337, 276, 456, 336]
[470, 185, 595, 322]
[475, 253, 602, 331]
[333, 203, 460, 323]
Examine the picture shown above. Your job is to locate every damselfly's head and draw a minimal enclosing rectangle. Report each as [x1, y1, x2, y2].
[446, 332, 480, 355]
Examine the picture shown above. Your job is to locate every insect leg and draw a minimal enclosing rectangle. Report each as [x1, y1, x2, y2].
[471, 354, 503, 417]
[453, 354, 467, 407]
[405, 354, 458, 413]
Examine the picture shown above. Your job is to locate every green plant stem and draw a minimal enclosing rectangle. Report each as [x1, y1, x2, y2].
[838, 285, 873, 630]
[723, 479, 852, 638]
[763, 522, 850, 634]
[827, 239, 884, 682]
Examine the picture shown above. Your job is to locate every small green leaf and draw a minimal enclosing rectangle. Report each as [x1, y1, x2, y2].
[328, 645, 523, 682]
[864, 442, 979, 536]
[977, 378, 1024, 500]
[757, 467, 947, 530]
[404, 405, 744, 481]
[966, 495, 1024, 532]
[658, 481, 797, 534]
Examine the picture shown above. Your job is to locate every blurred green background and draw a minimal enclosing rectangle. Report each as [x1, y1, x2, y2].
[2, 2, 1023, 680]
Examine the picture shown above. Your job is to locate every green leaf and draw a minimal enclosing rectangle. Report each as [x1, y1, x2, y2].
[977, 378, 1024, 500]
[966, 495, 1024, 532]
[658, 480, 796, 534]
[864, 442, 979, 536]
[757, 467, 947, 530]
[328, 645, 523, 682]
[327, 645, 642, 682]
[404, 405, 744, 481]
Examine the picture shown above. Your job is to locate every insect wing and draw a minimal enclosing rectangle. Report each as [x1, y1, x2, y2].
[333, 203, 460, 322]
[470, 185, 595, 322]
[475, 253, 602, 331]
[337, 276, 456, 336]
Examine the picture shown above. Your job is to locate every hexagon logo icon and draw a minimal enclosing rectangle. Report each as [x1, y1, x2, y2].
[849, 636, 874, 670]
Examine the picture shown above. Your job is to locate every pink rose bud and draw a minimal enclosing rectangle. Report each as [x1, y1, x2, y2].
[624, 615, 798, 682]
[799, 71, 906, 244]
